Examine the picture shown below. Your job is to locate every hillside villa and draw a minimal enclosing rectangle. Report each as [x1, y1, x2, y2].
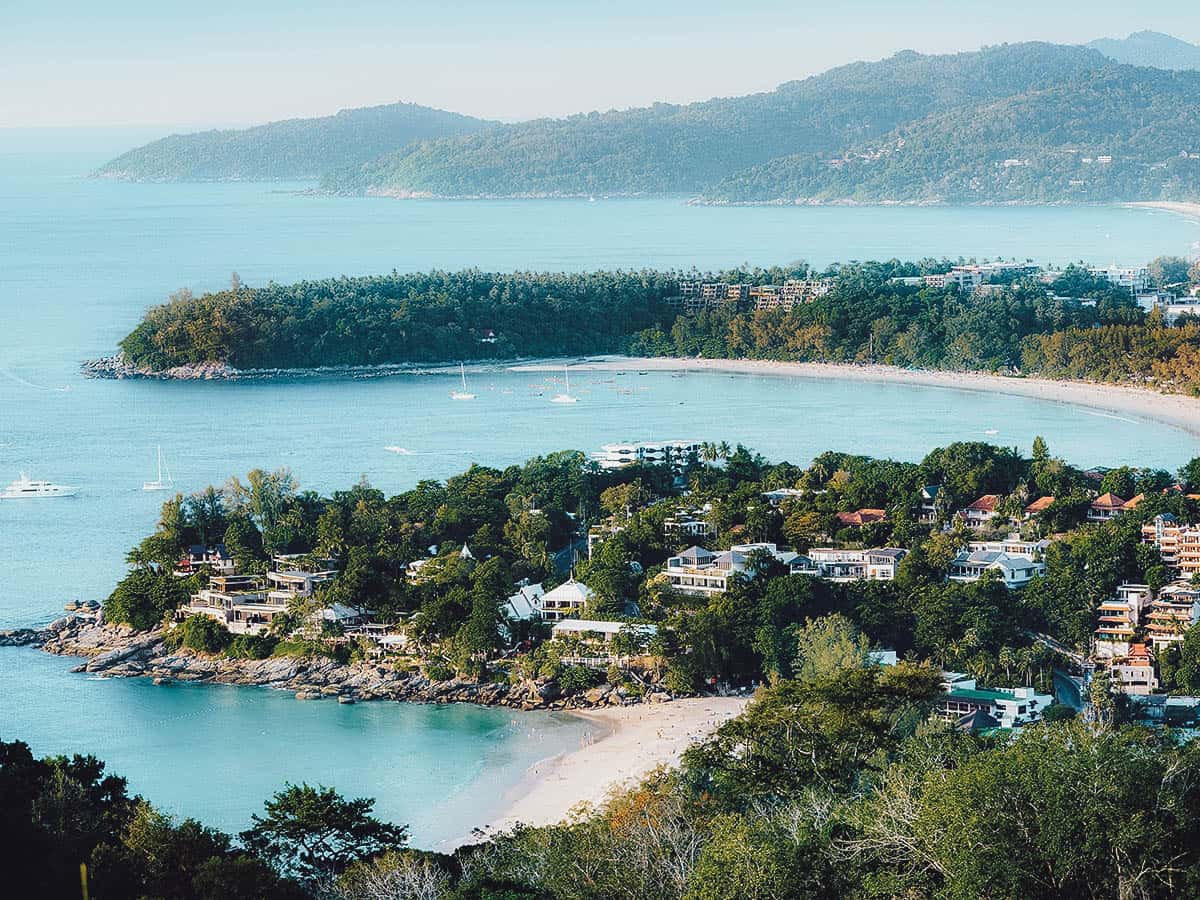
[947, 547, 1046, 589]
[1088, 492, 1131, 522]
[1093, 583, 1152, 660]
[937, 672, 1052, 729]
[665, 543, 810, 596]
[551, 619, 658, 668]
[1142, 514, 1200, 578]
[958, 494, 1000, 527]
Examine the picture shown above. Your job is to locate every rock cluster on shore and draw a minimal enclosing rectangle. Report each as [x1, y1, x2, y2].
[81, 354, 238, 380]
[25, 617, 674, 710]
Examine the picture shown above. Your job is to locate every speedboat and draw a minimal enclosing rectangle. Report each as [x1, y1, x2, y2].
[1, 472, 79, 499]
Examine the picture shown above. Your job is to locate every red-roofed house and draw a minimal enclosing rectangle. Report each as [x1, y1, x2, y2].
[1023, 496, 1055, 518]
[1088, 493, 1129, 522]
[959, 494, 1000, 528]
[835, 508, 888, 527]
[1110, 643, 1158, 696]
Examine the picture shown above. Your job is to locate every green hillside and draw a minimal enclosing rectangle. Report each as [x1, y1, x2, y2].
[713, 66, 1200, 202]
[323, 43, 1108, 197]
[95, 102, 494, 182]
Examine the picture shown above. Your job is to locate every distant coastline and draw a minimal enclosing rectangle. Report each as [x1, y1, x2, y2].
[1124, 200, 1200, 221]
[83, 351, 1200, 439]
[515, 357, 1200, 440]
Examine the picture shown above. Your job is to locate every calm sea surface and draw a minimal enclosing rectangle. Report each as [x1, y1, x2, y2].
[1, 138, 1199, 843]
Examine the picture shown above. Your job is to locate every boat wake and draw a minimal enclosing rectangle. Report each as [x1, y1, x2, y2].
[384, 446, 415, 455]
[0, 367, 68, 393]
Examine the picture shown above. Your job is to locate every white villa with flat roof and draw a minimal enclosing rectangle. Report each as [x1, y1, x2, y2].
[551, 619, 658, 667]
[592, 440, 701, 471]
[936, 676, 1052, 728]
[802, 547, 908, 582]
[967, 534, 1051, 559]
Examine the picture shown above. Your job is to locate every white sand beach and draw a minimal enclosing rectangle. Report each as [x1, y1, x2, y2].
[1125, 200, 1200, 222]
[466, 696, 749, 843]
[512, 356, 1200, 438]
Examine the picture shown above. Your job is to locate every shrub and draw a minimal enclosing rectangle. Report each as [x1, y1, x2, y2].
[105, 569, 190, 631]
[173, 614, 233, 654]
[559, 664, 603, 695]
[423, 662, 455, 682]
[227, 633, 279, 660]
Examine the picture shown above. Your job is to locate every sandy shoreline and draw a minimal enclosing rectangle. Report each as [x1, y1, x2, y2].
[1125, 200, 1200, 221]
[511, 356, 1200, 439]
[461, 696, 748, 845]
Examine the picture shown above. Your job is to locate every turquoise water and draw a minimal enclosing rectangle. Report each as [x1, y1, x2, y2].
[0, 647, 591, 847]
[2, 141, 1200, 845]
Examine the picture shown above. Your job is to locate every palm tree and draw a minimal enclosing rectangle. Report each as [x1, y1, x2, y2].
[718, 441, 732, 462]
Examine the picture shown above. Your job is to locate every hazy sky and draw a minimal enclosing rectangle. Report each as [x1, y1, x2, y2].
[3, 0, 1198, 130]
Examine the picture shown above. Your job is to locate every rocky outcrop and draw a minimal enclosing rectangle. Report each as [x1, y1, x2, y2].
[27, 617, 674, 710]
[81, 354, 238, 380]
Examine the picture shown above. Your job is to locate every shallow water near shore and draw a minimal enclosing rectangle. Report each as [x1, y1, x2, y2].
[3, 138, 1200, 846]
[0, 647, 594, 847]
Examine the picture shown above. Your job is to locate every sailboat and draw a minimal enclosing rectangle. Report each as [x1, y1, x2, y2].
[450, 362, 476, 400]
[142, 446, 174, 491]
[550, 367, 579, 404]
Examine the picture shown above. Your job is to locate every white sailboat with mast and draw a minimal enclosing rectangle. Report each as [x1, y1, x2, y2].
[550, 366, 579, 404]
[143, 445, 174, 491]
[450, 362, 476, 400]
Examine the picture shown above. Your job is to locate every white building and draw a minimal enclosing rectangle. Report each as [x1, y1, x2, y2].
[936, 678, 1053, 729]
[663, 508, 715, 539]
[1093, 583, 1151, 660]
[802, 547, 908, 582]
[503, 582, 545, 622]
[550, 619, 659, 667]
[538, 578, 594, 622]
[1089, 265, 1150, 297]
[966, 535, 1050, 559]
[666, 543, 808, 596]
[947, 549, 1045, 589]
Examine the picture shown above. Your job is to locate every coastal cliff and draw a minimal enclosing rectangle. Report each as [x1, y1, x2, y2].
[18, 618, 676, 710]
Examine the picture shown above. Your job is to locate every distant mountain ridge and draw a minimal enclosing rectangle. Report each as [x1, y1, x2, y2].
[94, 102, 494, 182]
[98, 38, 1200, 203]
[322, 42, 1200, 203]
[1087, 30, 1200, 70]
[323, 42, 1108, 198]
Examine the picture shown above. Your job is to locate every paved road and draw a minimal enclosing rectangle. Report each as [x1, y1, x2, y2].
[1053, 668, 1085, 710]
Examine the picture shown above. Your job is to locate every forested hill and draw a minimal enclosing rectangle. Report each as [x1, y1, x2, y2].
[323, 42, 1110, 198]
[94, 102, 494, 182]
[109, 257, 1200, 395]
[1088, 31, 1200, 71]
[714, 65, 1200, 203]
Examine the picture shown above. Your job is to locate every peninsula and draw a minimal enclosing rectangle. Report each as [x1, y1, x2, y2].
[95, 254, 1200, 394]
[13, 434, 1200, 896]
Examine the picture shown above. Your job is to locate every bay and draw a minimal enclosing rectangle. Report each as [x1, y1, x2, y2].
[2, 140, 1199, 847]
